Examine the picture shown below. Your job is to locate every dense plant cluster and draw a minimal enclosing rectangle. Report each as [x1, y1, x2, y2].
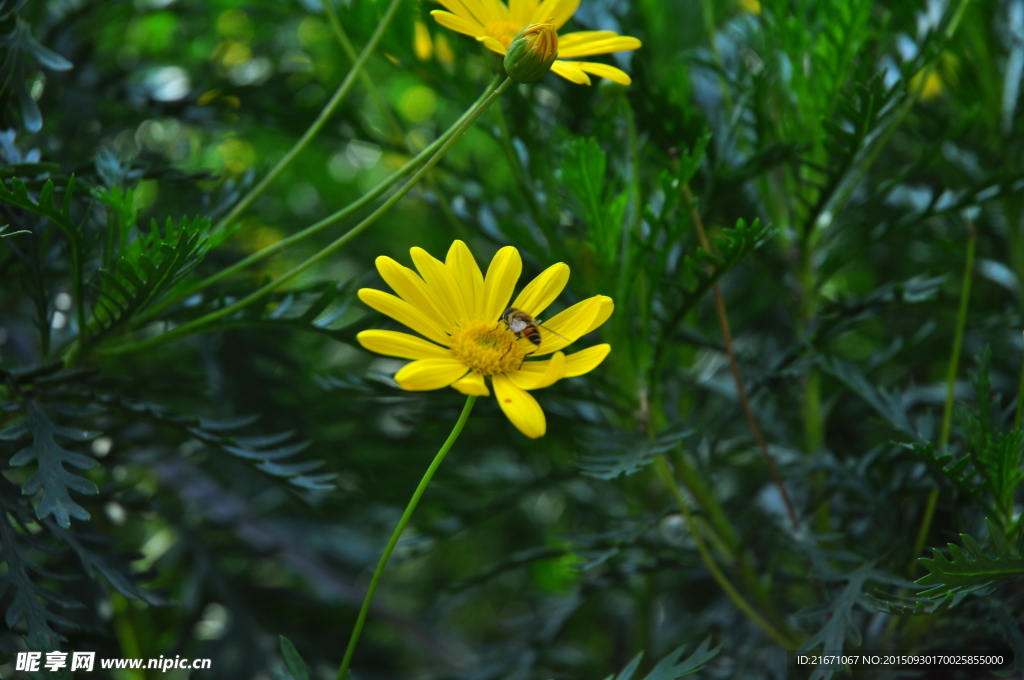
[2, 0, 1024, 678]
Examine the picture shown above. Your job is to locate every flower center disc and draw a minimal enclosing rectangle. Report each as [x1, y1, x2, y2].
[449, 320, 532, 375]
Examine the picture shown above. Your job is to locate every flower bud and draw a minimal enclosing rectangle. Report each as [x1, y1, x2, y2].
[503, 20, 558, 84]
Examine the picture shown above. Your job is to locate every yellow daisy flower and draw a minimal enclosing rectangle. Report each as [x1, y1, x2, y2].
[430, 0, 641, 85]
[357, 241, 613, 438]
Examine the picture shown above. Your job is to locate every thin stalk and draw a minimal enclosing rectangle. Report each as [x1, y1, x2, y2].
[135, 78, 500, 326]
[213, 0, 403, 232]
[1016, 331, 1024, 429]
[100, 78, 514, 356]
[335, 396, 477, 680]
[320, 0, 469, 241]
[654, 455, 796, 648]
[912, 220, 976, 563]
[682, 184, 801, 531]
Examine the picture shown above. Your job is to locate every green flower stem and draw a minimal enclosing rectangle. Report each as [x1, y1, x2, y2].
[654, 455, 797, 649]
[212, 0, 403, 233]
[102, 77, 513, 356]
[912, 220, 976, 563]
[335, 395, 477, 680]
[135, 78, 500, 327]
[319, 0, 470, 241]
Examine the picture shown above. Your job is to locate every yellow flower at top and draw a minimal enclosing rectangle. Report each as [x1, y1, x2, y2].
[357, 241, 613, 438]
[430, 0, 641, 85]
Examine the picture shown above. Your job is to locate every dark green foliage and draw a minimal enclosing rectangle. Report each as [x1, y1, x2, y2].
[603, 638, 720, 680]
[279, 636, 310, 680]
[4, 400, 98, 527]
[917, 525, 1024, 599]
[5, 0, 1024, 678]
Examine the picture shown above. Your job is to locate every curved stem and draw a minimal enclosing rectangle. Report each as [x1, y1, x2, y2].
[136, 78, 499, 326]
[213, 0, 403, 232]
[102, 77, 513, 356]
[654, 455, 797, 648]
[335, 395, 477, 680]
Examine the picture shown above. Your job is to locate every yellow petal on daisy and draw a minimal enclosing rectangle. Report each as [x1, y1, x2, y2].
[564, 343, 609, 376]
[411, 247, 470, 324]
[509, 0, 540, 26]
[394, 358, 469, 391]
[511, 263, 569, 317]
[358, 289, 452, 346]
[478, 0, 512, 24]
[430, 10, 486, 38]
[451, 371, 490, 396]
[508, 351, 566, 390]
[584, 295, 614, 334]
[558, 35, 642, 59]
[376, 256, 457, 330]
[482, 246, 522, 322]
[557, 30, 619, 49]
[434, 0, 495, 26]
[477, 35, 508, 54]
[572, 61, 632, 85]
[532, 295, 603, 355]
[532, 0, 579, 29]
[357, 330, 451, 360]
[446, 240, 485, 320]
[493, 374, 546, 438]
[551, 60, 592, 85]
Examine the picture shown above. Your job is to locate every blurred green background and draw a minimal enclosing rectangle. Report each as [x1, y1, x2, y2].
[4, 0, 1024, 678]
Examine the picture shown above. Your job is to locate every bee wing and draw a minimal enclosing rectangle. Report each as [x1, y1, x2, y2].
[538, 323, 569, 341]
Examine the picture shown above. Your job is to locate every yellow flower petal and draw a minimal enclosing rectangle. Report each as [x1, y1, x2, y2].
[446, 240, 485, 320]
[434, 0, 493, 26]
[532, 295, 602, 355]
[493, 374, 546, 438]
[558, 30, 619, 49]
[515, 344, 609, 380]
[551, 60, 592, 85]
[477, 35, 508, 54]
[511, 263, 569, 318]
[414, 21, 433, 60]
[395, 358, 469, 391]
[482, 246, 522, 323]
[358, 289, 452, 346]
[430, 9, 486, 38]
[557, 35, 642, 58]
[584, 295, 614, 334]
[411, 246, 470, 324]
[531, 0, 579, 29]
[509, 0, 539, 26]
[376, 256, 457, 330]
[478, 0, 511, 23]
[508, 350, 566, 390]
[357, 330, 451, 360]
[451, 371, 490, 396]
[571, 61, 632, 85]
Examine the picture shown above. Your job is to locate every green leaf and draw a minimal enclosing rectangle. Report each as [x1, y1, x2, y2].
[602, 638, 719, 680]
[7, 401, 98, 528]
[279, 635, 310, 680]
[917, 528, 1024, 598]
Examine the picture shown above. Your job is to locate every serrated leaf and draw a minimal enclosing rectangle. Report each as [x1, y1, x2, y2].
[7, 402, 98, 527]
[916, 530, 1024, 598]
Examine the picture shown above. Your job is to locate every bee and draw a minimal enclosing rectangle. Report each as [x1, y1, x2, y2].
[499, 307, 568, 356]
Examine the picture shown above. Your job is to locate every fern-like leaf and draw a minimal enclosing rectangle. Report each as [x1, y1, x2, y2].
[917, 527, 1024, 598]
[5, 401, 99, 528]
[603, 637, 719, 680]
